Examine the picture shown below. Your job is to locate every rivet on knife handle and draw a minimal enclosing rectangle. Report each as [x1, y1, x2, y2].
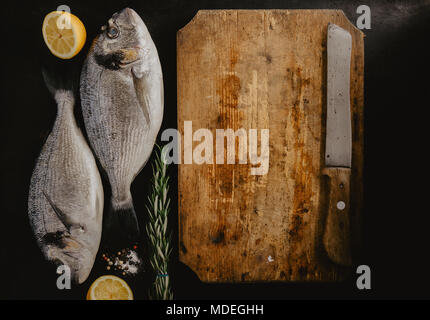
[323, 24, 353, 266]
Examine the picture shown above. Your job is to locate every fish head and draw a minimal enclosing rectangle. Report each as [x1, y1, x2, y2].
[93, 8, 155, 73]
[45, 228, 97, 284]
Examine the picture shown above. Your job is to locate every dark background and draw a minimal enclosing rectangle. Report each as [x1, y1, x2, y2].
[0, 0, 429, 300]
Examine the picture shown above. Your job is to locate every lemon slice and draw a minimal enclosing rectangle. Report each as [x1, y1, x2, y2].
[42, 11, 86, 59]
[86, 275, 133, 300]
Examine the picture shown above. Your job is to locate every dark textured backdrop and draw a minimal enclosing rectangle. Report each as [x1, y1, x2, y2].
[1, 0, 429, 299]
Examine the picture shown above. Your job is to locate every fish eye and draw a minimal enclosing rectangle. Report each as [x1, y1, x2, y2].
[107, 26, 119, 39]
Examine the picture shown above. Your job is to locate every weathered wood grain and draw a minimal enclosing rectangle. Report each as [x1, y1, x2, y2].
[177, 10, 364, 282]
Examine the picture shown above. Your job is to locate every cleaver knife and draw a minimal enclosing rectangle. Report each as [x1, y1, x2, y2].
[323, 24, 353, 266]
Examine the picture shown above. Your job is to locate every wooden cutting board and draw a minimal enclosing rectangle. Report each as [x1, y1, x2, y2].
[177, 10, 364, 282]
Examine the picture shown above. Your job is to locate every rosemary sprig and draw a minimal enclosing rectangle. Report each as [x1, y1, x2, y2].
[146, 145, 173, 300]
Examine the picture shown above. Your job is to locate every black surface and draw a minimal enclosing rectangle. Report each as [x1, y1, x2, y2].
[0, 0, 429, 300]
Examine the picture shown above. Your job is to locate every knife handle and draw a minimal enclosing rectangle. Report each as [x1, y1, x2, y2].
[322, 167, 352, 266]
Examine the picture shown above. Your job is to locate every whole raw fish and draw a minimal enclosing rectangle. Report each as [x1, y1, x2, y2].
[28, 70, 104, 284]
[80, 8, 163, 243]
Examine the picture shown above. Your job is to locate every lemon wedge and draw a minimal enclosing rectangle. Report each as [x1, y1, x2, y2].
[42, 11, 86, 59]
[86, 275, 134, 300]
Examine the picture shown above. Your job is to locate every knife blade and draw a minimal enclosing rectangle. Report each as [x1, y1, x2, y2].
[323, 23, 353, 266]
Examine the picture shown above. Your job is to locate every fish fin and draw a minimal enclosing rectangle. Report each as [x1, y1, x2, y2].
[104, 202, 140, 247]
[132, 73, 151, 125]
[42, 190, 71, 232]
[41, 64, 78, 104]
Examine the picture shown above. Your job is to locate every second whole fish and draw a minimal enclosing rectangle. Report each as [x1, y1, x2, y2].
[28, 70, 104, 284]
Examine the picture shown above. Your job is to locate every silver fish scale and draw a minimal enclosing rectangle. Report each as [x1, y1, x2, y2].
[80, 9, 163, 213]
[81, 66, 146, 203]
[28, 93, 104, 283]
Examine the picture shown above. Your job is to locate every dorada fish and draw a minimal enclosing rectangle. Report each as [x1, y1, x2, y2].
[80, 8, 163, 245]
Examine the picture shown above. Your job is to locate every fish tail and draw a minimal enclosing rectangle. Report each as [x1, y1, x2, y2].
[41, 64, 78, 105]
[104, 200, 140, 246]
